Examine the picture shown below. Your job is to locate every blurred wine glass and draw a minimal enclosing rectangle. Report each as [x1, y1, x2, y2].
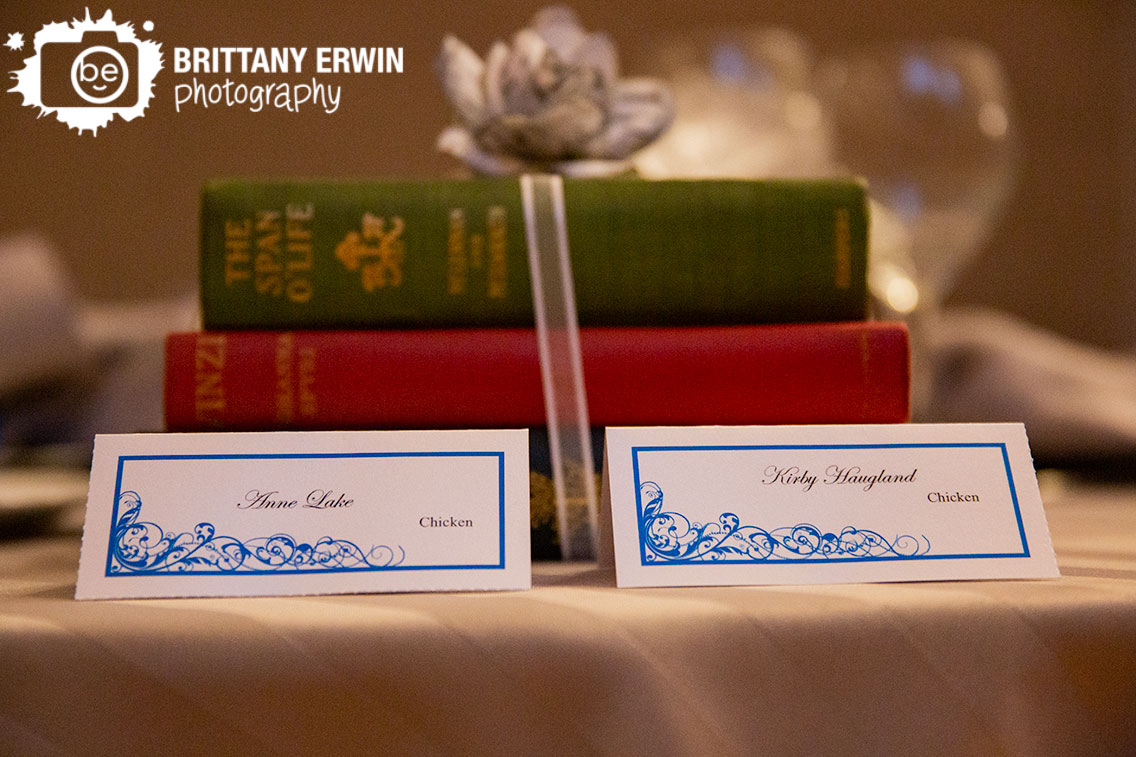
[636, 27, 834, 180]
[637, 33, 1017, 415]
[816, 40, 1018, 314]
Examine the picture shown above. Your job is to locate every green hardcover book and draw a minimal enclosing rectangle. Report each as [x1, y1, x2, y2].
[201, 177, 868, 330]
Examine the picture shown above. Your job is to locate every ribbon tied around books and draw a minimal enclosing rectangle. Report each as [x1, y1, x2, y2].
[521, 173, 598, 560]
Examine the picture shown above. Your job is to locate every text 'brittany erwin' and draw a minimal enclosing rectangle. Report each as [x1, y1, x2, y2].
[172, 47, 404, 75]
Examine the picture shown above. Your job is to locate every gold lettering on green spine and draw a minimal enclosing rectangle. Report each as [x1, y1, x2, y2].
[335, 213, 405, 291]
[284, 204, 314, 303]
[223, 219, 251, 286]
[200, 178, 869, 331]
[487, 205, 507, 299]
[447, 208, 467, 295]
[470, 232, 485, 270]
[247, 206, 313, 302]
[254, 210, 282, 296]
[835, 207, 852, 290]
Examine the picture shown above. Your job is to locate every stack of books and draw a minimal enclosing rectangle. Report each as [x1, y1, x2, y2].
[164, 177, 910, 556]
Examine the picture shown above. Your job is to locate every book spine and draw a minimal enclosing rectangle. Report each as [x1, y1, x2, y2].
[527, 426, 606, 560]
[165, 323, 909, 431]
[200, 177, 868, 330]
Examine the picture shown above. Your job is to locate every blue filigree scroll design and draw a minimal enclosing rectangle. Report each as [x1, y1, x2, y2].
[110, 491, 405, 574]
[638, 482, 930, 563]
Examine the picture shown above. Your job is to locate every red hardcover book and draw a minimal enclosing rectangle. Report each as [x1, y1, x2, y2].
[165, 322, 909, 431]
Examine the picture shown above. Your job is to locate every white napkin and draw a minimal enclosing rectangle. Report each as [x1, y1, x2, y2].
[922, 307, 1136, 462]
[0, 233, 86, 396]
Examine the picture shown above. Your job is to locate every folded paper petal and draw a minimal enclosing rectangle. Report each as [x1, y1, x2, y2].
[437, 35, 488, 129]
[436, 7, 673, 173]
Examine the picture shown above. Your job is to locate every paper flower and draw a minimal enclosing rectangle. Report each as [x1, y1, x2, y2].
[436, 6, 674, 176]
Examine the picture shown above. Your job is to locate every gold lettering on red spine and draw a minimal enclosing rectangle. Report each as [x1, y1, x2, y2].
[274, 333, 294, 425]
[298, 345, 317, 419]
[194, 334, 226, 425]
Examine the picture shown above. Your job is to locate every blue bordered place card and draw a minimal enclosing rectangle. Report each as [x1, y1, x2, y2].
[76, 430, 531, 599]
[602, 424, 1058, 587]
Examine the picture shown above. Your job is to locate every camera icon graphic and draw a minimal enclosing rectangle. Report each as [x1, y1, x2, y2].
[40, 30, 138, 108]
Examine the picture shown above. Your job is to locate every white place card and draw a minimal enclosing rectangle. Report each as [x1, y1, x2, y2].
[77, 430, 531, 599]
[603, 424, 1058, 587]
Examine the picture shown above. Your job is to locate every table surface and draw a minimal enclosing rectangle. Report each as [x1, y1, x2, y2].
[2, 471, 1135, 756]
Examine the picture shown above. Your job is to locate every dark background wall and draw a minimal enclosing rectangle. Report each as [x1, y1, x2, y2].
[2, 0, 1133, 349]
